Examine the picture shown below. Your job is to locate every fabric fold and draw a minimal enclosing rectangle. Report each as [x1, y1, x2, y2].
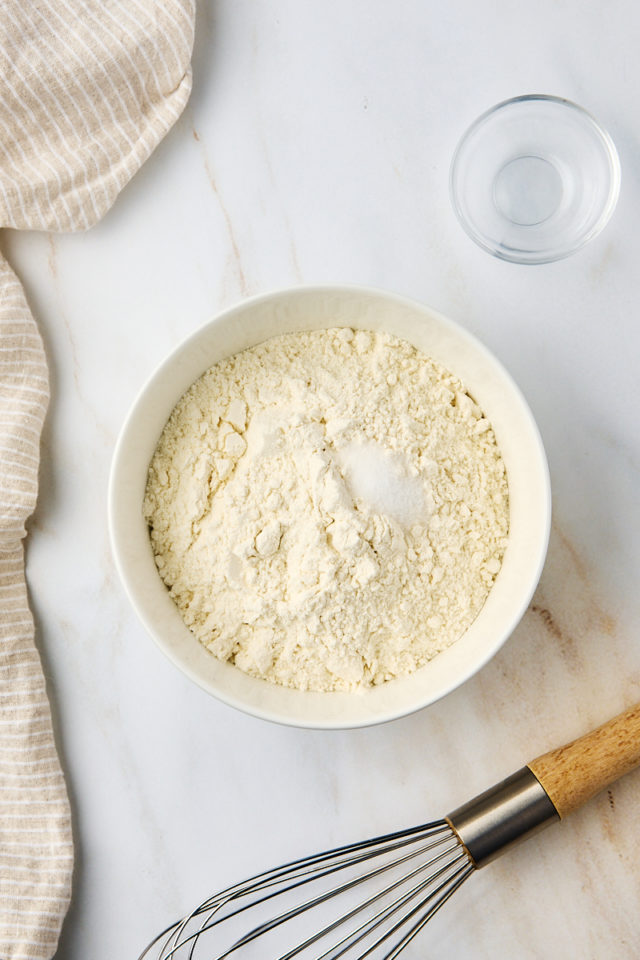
[0, 256, 73, 960]
[0, 1, 195, 232]
[0, 2, 195, 956]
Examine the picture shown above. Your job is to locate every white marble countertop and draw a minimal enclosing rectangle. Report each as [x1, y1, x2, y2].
[3, 1, 640, 956]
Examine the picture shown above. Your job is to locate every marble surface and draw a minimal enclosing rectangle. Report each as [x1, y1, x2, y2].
[3, 0, 640, 956]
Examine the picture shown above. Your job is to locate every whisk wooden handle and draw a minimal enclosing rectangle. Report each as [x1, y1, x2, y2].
[527, 701, 640, 819]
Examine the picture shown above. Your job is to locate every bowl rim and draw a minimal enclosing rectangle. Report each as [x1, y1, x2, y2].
[108, 283, 551, 728]
[449, 93, 621, 265]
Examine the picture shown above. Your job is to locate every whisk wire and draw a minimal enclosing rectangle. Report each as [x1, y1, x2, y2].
[279, 843, 468, 960]
[149, 823, 451, 959]
[381, 863, 474, 960]
[187, 821, 452, 917]
[139, 820, 472, 960]
[310, 850, 472, 960]
[227, 835, 462, 958]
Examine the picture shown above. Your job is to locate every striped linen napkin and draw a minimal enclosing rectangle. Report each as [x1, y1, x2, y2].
[0, 3, 195, 957]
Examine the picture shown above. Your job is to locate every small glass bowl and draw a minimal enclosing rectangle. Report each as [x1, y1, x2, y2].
[450, 95, 621, 264]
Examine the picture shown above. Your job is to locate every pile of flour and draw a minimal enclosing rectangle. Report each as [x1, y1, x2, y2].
[143, 328, 509, 692]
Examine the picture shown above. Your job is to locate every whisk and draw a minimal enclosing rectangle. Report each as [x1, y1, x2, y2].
[139, 701, 640, 959]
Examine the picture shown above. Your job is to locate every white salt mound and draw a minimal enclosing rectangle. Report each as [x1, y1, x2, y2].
[337, 441, 427, 528]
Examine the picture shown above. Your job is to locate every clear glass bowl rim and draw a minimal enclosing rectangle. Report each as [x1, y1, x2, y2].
[449, 93, 621, 264]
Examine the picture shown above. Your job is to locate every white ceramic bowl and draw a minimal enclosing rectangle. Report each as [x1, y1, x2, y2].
[108, 286, 550, 728]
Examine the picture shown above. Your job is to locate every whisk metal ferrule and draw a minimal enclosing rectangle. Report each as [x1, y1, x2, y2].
[446, 766, 559, 868]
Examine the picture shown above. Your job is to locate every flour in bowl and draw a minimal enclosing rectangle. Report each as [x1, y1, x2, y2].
[143, 328, 509, 692]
